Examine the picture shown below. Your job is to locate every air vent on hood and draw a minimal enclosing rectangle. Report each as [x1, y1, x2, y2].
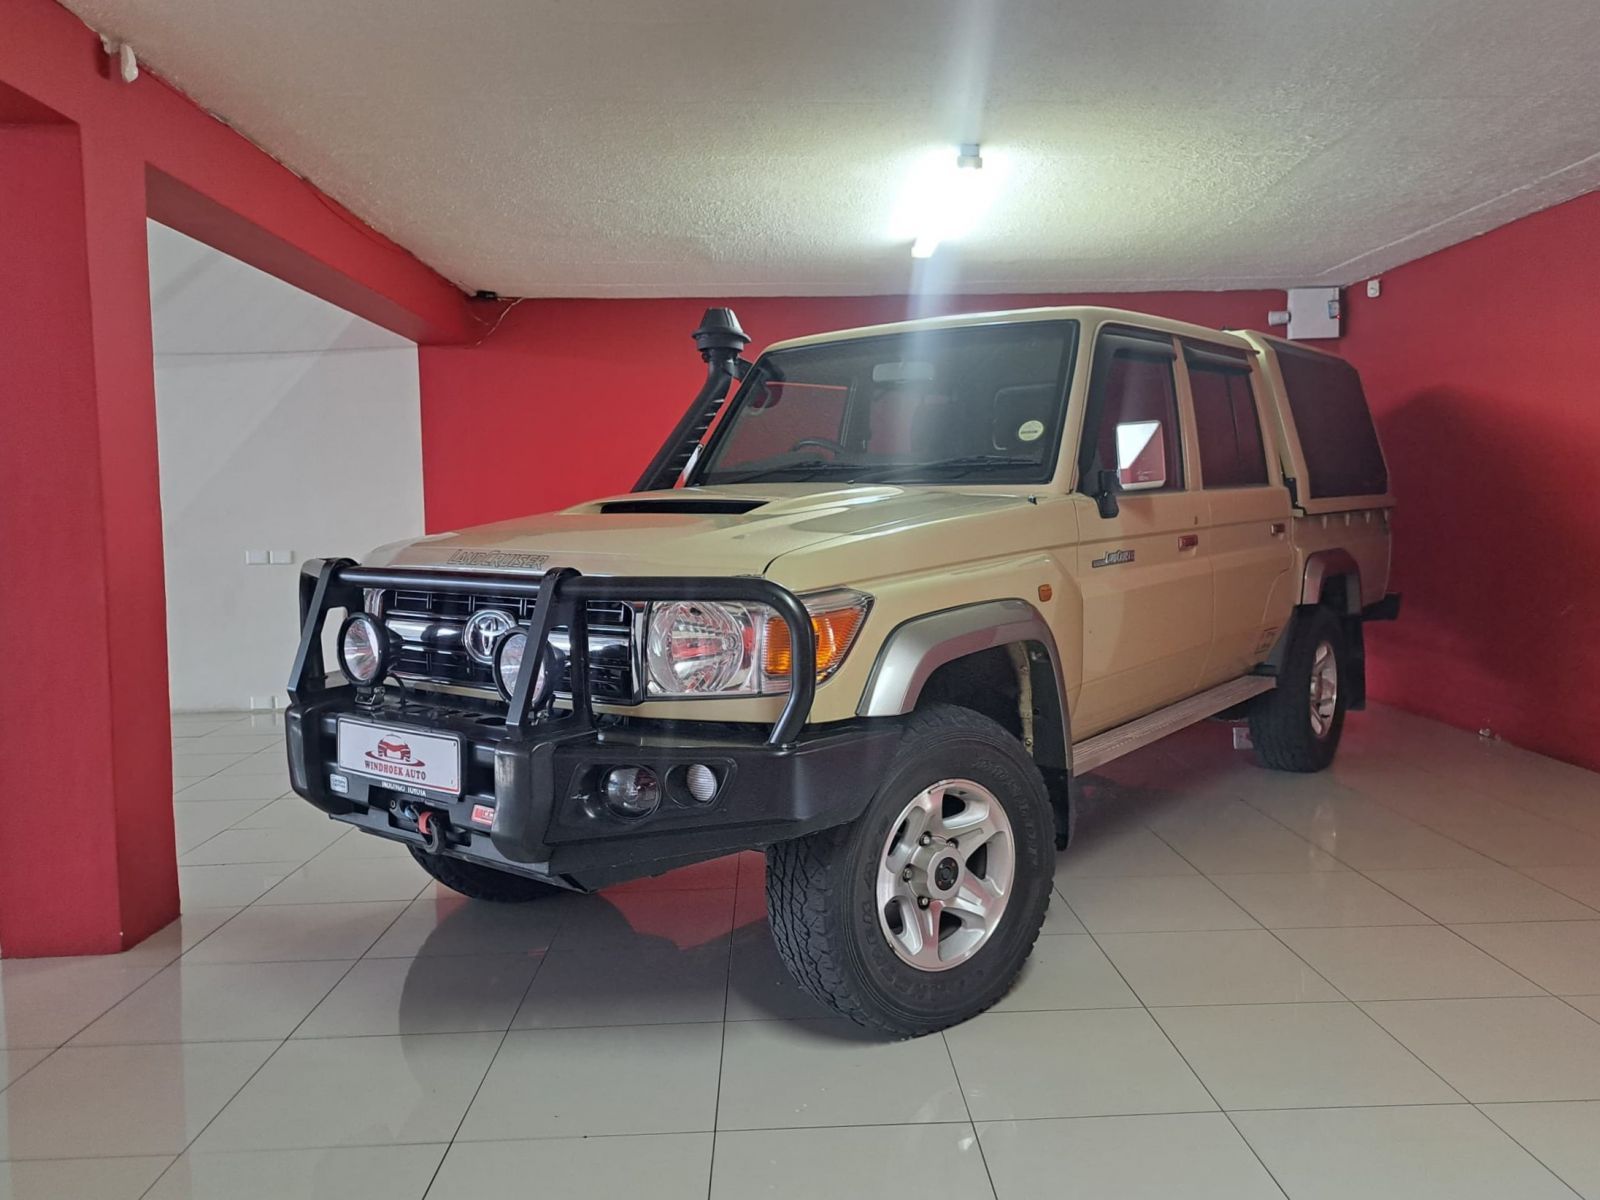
[598, 498, 767, 515]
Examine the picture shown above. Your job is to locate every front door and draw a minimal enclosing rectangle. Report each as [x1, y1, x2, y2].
[1071, 327, 1213, 737]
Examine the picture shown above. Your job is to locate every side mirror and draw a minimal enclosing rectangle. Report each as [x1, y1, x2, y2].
[1093, 467, 1120, 519]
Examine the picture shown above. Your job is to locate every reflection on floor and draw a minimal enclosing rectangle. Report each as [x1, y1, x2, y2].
[3, 705, 1600, 1198]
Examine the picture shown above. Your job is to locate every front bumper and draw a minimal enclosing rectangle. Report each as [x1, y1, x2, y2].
[286, 692, 901, 890]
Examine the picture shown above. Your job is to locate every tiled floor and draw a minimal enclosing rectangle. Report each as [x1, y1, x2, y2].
[3, 706, 1600, 1198]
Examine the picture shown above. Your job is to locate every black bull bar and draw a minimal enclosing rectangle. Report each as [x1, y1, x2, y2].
[286, 559, 819, 745]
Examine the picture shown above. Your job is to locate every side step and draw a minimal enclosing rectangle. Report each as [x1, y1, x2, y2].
[1071, 675, 1276, 776]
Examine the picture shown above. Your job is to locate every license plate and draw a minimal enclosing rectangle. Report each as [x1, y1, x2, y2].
[336, 720, 462, 796]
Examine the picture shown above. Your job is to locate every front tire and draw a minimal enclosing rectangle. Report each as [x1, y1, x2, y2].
[1249, 605, 1348, 772]
[409, 847, 562, 902]
[765, 705, 1055, 1037]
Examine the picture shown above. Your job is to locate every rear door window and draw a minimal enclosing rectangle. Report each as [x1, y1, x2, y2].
[1187, 347, 1268, 488]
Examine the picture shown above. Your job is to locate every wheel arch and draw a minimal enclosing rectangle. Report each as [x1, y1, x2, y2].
[1300, 549, 1362, 614]
[855, 599, 1071, 771]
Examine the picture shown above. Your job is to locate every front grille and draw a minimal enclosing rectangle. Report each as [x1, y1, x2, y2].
[375, 586, 639, 703]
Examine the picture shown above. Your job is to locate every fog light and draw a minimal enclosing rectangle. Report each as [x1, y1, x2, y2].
[684, 763, 718, 805]
[602, 766, 661, 819]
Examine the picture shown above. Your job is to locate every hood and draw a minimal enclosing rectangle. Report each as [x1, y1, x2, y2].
[364, 485, 1036, 578]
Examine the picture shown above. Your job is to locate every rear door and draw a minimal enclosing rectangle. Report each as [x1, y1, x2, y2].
[1071, 326, 1212, 735]
[1181, 341, 1294, 684]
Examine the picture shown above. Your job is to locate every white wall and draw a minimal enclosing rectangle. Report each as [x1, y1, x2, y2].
[149, 220, 425, 712]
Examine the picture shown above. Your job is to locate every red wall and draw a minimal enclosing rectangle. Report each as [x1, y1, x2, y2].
[1340, 191, 1600, 772]
[418, 290, 1280, 530]
[0, 0, 470, 956]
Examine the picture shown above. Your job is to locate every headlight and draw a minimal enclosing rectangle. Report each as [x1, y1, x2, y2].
[644, 590, 871, 698]
[493, 629, 560, 706]
[647, 601, 761, 695]
[338, 613, 389, 685]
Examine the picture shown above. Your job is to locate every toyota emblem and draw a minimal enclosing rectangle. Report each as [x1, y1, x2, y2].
[463, 609, 516, 664]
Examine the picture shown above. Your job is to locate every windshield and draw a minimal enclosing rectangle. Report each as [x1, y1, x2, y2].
[694, 320, 1077, 486]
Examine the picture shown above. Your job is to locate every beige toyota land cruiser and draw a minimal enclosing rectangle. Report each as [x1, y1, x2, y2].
[285, 305, 1398, 1036]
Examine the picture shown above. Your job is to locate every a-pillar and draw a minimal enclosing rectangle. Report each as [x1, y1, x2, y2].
[0, 86, 179, 956]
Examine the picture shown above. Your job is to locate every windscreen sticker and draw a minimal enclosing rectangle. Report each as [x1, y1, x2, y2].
[1017, 419, 1045, 443]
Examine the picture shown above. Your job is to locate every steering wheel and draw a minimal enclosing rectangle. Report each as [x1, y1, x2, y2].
[789, 437, 849, 458]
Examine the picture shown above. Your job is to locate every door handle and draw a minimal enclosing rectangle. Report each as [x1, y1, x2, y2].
[1269, 522, 1287, 536]
[1178, 534, 1200, 550]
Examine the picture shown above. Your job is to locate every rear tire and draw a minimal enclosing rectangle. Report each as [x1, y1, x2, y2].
[1250, 606, 1348, 772]
[409, 847, 561, 902]
[765, 704, 1055, 1037]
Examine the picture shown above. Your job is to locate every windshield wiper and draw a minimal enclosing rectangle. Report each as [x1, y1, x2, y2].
[854, 454, 1043, 482]
[702, 459, 868, 486]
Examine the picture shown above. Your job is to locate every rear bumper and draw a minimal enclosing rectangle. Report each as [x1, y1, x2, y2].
[286, 692, 901, 890]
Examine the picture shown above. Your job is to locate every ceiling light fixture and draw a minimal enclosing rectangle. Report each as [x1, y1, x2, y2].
[901, 143, 990, 260]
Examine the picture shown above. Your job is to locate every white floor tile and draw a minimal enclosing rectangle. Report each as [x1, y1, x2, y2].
[717, 1017, 967, 1129]
[145, 1145, 444, 1200]
[1096, 929, 1340, 1006]
[713, 1125, 990, 1200]
[178, 863, 301, 908]
[0, 1041, 276, 1158]
[988, 934, 1140, 1012]
[434, 1134, 711, 1200]
[1479, 1100, 1600, 1200]
[1523, 866, 1600, 911]
[0, 1049, 48, 1090]
[178, 824, 345, 867]
[0, 960, 162, 1049]
[944, 1008, 1215, 1121]
[979, 1113, 1283, 1200]
[1210, 870, 1432, 928]
[1058, 875, 1259, 933]
[1055, 826, 1199, 878]
[1362, 997, 1600, 1101]
[1452, 921, 1600, 994]
[73, 960, 351, 1045]
[512, 935, 729, 1028]
[1361, 866, 1597, 923]
[457, 1024, 723, 1139]
[173, 801, 271, 853]
[365, 893, 564, 959]
[194, 1034, 501, 1151]
[254, 857, 430, 906]
[1152, 1001, 1460, 1109]
[1277, 925, 1545, 1000]
[175, 776, 292, 804]
[183, 903, 404, 963]
[296, 954, 541, 1038]
[1311, 825, 1496, 870]
[1234, 1104, 1573, 1200]
[0, 1157, 171, 1200]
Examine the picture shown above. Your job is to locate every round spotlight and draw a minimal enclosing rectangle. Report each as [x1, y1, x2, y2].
[492, 630, 528, 701]
[338, 613, 389, 685]
[494, 631, 563, 708]
[684, 763, 718, 805]
[602, 766, 661, 819]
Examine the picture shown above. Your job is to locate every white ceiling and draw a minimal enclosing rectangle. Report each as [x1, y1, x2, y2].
[68, 0, 1600, 298]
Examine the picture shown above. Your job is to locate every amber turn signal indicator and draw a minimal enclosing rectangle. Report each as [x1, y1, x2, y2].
[762, 592, 871, 684]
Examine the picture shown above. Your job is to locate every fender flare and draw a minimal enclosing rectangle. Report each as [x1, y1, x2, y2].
[1301, 549, 1361, 614]
[855, 599, 1071, 762]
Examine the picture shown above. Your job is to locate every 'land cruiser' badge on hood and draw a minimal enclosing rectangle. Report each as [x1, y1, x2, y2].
[447, 549, 551, 570]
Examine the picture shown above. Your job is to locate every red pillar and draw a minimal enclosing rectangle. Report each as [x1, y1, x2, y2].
[0, 106, 179, 956]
